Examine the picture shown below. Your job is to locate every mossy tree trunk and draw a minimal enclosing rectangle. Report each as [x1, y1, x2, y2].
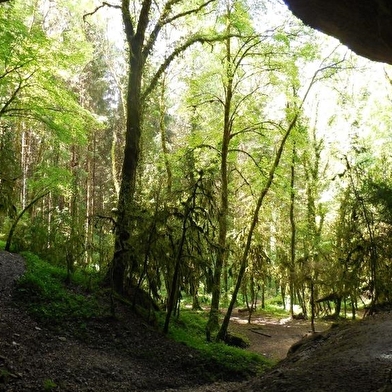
[109, 0, 146, 294]
[206, 12, 232, 340]
[104, 0, 220, 295]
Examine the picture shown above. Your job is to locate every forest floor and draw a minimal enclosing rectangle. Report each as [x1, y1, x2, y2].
[1, 251, 392, 391]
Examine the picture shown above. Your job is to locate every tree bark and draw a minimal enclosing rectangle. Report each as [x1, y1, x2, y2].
[109, 0, 149, 294]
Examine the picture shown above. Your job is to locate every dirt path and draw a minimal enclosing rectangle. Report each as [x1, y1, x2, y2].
[181, 312, 392, 392]
[247, 312, 392, 392]
[229, 311, 331, 361]
[0, 251, 25, 300]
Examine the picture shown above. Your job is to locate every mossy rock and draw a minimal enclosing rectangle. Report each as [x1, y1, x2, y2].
[224, 331, 250, 349]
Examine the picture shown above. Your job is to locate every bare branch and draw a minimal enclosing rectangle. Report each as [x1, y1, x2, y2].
[83, 2, 121, 23]
[230, 122, 274, 139]
[191, 143, 220, 155]
[142, 33, 243, 101]
[164, 0, 215, 26]
[143, 0, 215, 60]
[189, 93, 225, 108]
[0, 59, 35, 81]
[231, 167, 255, 197]
[229, 148, 265, 174]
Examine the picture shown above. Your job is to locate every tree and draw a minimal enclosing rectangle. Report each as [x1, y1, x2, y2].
[217, 47, 348, 341]
[88, 0, 231, 294]
[0, 0, 112, 274]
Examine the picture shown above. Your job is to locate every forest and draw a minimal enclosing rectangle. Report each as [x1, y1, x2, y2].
[2, 0, 392, 350]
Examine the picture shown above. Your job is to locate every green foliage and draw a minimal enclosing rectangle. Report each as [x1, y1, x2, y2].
[368, 180, 392, 223]
[43, 378, 57, 391]
[0, 368, 12, 384]
[0, 1, 96, 142]
[261, 301, 291, 318]
[167, 310, 272, 378]
[15, 252, 102, 323]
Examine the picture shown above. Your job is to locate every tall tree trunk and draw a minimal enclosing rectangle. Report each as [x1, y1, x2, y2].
[310, 280, 315, 333]
[206, 9, 232, 340]
[289, 143, 296, 317]
[107, 0, 216, 294]
[109, 0, 149, 294]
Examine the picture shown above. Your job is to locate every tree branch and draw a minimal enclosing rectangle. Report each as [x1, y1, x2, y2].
[0, 76, 28, 118]
[229, 148, 265, 174]
[230, 121, 279, 139]
[143, 0, 215, 59]
[143, 0, 182, 59]
[142, 33, 243, 101]
[135, 0, 152, 44]
[83, 2, 121, 23]
[121, 0, 135, 40]
[164, 0, 215, 25]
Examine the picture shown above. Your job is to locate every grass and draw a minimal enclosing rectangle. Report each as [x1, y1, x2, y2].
[43, 378, 57, 391]
[167, 310, 273, 380]
[15, 252, 103, 323]
[258, 303, 291, 318]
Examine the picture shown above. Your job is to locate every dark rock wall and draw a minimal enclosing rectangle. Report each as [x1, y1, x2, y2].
[283, 0, 392, 64]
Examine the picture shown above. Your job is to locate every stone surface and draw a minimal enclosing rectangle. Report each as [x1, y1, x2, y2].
[283, 0, 392, 64]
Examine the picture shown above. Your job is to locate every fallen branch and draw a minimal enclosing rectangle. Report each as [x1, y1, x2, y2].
[250, 328, 271, 338]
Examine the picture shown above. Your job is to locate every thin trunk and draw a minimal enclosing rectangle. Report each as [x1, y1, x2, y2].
[109, 62, 126, 198]
[5, 191, 49, 252]
[345, 156, 378, 310]
[111, 126, 121, 197]
[21, 125, 27, 210]
[281, 285, 286, 310]
[216, 112, 300, 342]
[310, 280, 315, 333]
[289, 143, 296, 317]
[85, 141, 92, 265]
[164, 175, 200, 333]
[159, 74, 173, 192]
[163, 208, 188, 334]
[206, 9, 232, 340]
[67, 145, 79, 283]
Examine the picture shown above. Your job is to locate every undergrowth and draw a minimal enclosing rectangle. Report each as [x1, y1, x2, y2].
[167, 310, 273, 379]
[14, 251, 272, 379]
[15, 252, 103, 323]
